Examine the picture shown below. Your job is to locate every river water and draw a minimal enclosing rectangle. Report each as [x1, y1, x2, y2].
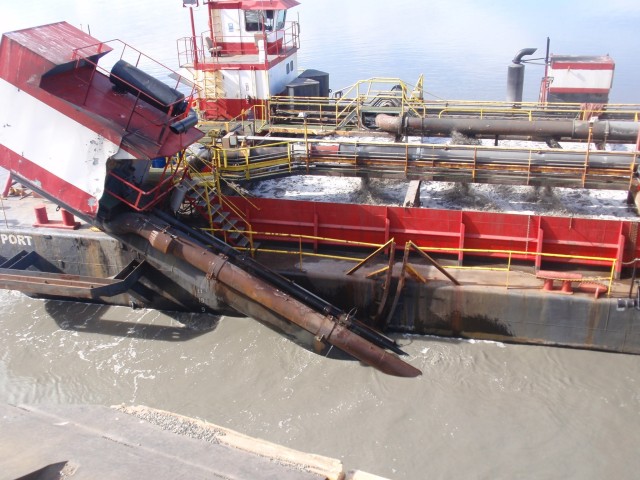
[2, 0, 639, 102]
[2, 1, 640, 479]
[2, 290, 640, 479]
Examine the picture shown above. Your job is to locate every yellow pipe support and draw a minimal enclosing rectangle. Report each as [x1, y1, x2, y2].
[346, 239, 395, 275]
[404, 241, 460, 285]
[366, 266, 390, 279]
[247, 239, 617, 293]
[405, 264, 427, 283]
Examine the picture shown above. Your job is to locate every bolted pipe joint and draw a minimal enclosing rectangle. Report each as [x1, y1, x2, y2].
[148, 229, 174, 254]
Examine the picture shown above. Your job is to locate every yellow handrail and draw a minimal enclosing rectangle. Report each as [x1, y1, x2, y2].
[213, 227, 619, 296]
[195, 201, 619, 291]
[206, 134, 637, 187]
[437, 107, 534, 121]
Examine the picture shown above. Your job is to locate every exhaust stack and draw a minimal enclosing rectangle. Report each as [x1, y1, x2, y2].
[506, 47, 537, 103]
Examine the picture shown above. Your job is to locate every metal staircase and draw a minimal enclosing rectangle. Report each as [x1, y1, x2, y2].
[177, 177, 254, 251]
[198, 70, 228, 119]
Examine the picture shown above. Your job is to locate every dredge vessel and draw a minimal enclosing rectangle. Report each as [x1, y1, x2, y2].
[1, 0, 640, 376]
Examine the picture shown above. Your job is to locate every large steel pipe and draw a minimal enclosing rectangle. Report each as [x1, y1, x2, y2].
[152, 209, 407, 356]
[337, 143, 635, 169]
[376, 114, 640, 142]
[110, 59, 188, 116]
[245, 134, 635, 170]
[113, 213, 421, 378]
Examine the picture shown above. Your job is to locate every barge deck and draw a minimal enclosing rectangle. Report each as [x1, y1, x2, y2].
[2, 19, 640, 376]
[2, 190, 639, 356]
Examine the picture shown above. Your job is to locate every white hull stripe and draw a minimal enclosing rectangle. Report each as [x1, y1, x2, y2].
[547, 69, 614, 90]
[0, 144, 98, 216]
[0, 77, 126, 212]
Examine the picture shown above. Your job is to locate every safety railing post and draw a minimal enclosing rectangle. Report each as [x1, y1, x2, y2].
[298, 236, 304, 271]
[244, 147, 250, 180]
[303, 113, 309, 173]
[583, 121, 593, 187]
[609, 261, 616, 297]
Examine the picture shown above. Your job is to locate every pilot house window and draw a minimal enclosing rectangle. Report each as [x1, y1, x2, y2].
[245, 10, 287, 32]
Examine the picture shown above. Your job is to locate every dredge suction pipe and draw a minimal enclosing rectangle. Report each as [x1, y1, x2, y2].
[376, 113, 640, 142]
[152, 209, 407, 356]
[112, 212, 421, 378]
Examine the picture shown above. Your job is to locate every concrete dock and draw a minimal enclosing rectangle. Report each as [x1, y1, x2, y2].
[0, 403, 386, 480]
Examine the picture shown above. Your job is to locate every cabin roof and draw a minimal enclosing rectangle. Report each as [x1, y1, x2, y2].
[212, 0, 299, 10]
[2, 22, 110, 66]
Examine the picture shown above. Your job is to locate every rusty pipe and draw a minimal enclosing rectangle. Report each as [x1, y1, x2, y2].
[113, 212, 421, 377]
[152, 208, 407, 356]
[376, 113, 640, 142]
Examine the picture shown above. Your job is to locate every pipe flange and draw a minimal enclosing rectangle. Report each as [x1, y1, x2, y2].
[206, 255, 228, 280]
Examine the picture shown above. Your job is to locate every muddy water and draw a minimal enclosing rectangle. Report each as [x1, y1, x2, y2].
[1, 290, 639, 479]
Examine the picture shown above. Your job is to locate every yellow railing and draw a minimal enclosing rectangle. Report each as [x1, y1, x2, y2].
[268, 84, 640, 130]
[415, 245, 616, 295]
[201, 133, 638, 187]
[268, 77, 427, 128]
[181, 131, 637, 193]
[437, 107, 535, 120]
[184, 164, 257, 249]
[211, 140, 293, 179]
[207, 228, 619, 295]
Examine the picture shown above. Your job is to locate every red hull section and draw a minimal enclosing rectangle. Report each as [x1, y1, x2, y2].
[0, 22, 204, 218]
[228, 196, 638, 274]
[550, 62, 614, 71]
[196, 97, 266, 120]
